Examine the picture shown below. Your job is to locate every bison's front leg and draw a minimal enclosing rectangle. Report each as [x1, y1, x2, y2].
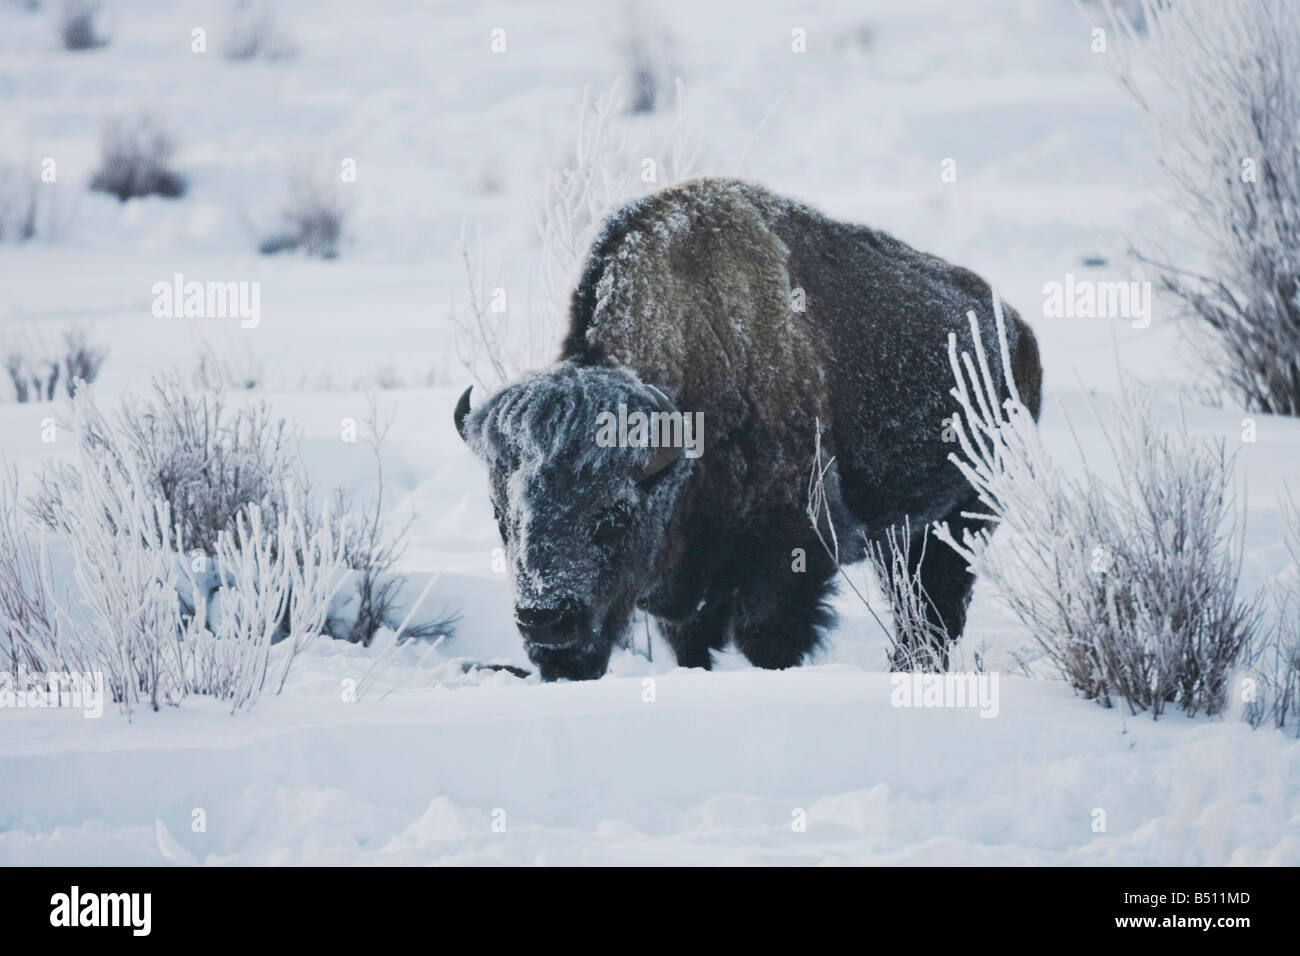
[657, 597, 732, 669]
[731, 538, 837, 670]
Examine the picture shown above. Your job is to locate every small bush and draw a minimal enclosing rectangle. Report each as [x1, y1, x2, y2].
[2, 338, 59, 403]
[43, 395, 193, 711]
[1244, 492, 1300, 733]
[1, 326, 107, 403]
[223, 0, 296, 61]
[177, 500, 343, 707]
[618, 1, 679, 114]
[807, 433, 974, 674]
[32, 375, 456, 648]
[8, 387, 347, 713]
[0, 468, 65, 677]
[33, 374, 303, 554]
[451, 82, 700, 388]
[57, 0, 105, 51]
[0, 163, 39, 242]
[59, 327, 109, 392]
[0, 160, 66, 242]
[89, 115, 186, 203]
[867, 522, 953, 672]
[324, 396, 458, 645]
[936, 299, 1259, 719]
[7, 382, 457, 712]
[192, 338, 264, 392]
[1103, 0, 1300, 415]
[258, 167, 345, 259]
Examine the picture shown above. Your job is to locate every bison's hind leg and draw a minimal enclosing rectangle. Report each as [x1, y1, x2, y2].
[732, 541, 837, 670]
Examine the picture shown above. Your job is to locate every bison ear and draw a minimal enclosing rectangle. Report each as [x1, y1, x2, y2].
[453, 385, 473, 444]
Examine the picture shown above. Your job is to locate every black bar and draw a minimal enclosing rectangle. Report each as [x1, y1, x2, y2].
[1, 866, 1284, 943]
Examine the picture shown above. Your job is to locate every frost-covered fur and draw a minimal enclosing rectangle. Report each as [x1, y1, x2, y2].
[461, 178, 1042, 680]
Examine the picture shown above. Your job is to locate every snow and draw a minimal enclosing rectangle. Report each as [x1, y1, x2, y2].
[1, 0, 1298, 865]
[3, 645, 1296, 865]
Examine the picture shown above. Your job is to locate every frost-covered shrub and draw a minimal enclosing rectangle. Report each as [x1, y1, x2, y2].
[31, 377, 455, 649]
[258, 166, 346, 259]
[12, 388, 346, 712]
[89, 115, 186, 202]
[42, 393, 190, 711]
[2, 332, 60, 403]
[57, 0, 105, 51]
[533, 82, 698, 336]
[60, 327, 108, 393]
[0, 162, 39, 242]
[192, 338, 264, 391]
[3, 382, 455, 713]
[867, 523, 954, 673]
[0, 160, 67, 242]
[223, 0, 296, 61]
[450, 82, 700, 387]
[4, 388, 345, 713]
[33, 375, 302, 555]
[323, 397, 458, 645]
[0, 469, 66, 678]
[936, 299, 1258, 719]
[178, 501, 345, 708]
[448, 226, 510, 389]
[1, 326, 107, 403]
[1103, 0, 1300, 415]
[832, 22, 875, 56]
[806, 429, 953, 672]
[618, 1, 679, 115]
[1244, 493, 1300, 734]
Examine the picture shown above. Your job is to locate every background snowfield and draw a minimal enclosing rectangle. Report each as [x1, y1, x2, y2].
[1, 0, 1298, 865]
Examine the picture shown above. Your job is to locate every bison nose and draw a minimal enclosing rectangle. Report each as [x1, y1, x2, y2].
[515, 605, 583, 646]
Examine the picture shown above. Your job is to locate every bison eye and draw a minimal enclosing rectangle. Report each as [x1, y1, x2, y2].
[592, 507, 631, 546]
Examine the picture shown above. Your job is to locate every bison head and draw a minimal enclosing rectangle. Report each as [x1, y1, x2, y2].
[454, 363, 692, 681]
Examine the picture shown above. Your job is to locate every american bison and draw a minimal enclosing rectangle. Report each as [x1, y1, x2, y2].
[455, 178, 1042, 681]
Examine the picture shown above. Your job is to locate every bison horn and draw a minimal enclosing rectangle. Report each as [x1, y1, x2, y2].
[632, 384, 685, 483]
[643, 384, 676, 415]
[454, 385, 473, 442]
[633, 444, 683, 483]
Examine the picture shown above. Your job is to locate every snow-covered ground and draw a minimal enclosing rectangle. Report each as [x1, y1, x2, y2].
[1, 0, 1298, 865]
[3, 646, 1297, 865]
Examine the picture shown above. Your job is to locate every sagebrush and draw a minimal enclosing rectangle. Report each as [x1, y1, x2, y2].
[89, 115, 185, 202]
[936, 299, 1258, 718]
[1, 326, 107, 403]
[1102, 0, 1300, 415]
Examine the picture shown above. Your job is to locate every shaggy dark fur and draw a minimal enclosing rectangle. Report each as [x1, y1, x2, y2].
[459, 178, 1042, 681]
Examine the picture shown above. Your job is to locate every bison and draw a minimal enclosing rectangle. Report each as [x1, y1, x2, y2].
[454, 178, 1042, 681]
